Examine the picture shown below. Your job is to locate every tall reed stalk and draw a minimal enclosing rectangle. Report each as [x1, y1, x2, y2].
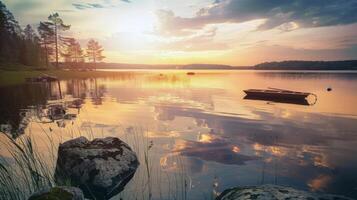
[0, 124, 191, 200]
[0, 133, 55, 200]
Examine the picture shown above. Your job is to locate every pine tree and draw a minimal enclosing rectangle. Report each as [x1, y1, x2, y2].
[38, 22, 55, 67]
[24, 24, 36, 41]
[0, 1, 23, 63]
[47, 13, 70, 68]
[23, 24, 42, 66]
[0, 1, 21, 35]
[60, 37, 84, 67]
[0, 1, 46, 68]
[86, 39, 105, 70]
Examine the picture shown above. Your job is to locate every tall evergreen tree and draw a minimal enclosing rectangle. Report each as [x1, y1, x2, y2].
[23, 24, 42, 66]
[86, 39, 105, 70]
[47, 13, 70, 68]
[38, 22, 55, 67]
[0, 1, 22, 63]
[60, 37, 84, 67]
[0, 1, 43, 67]
[24, 24, 36, 41]
[0, 1, 21, 35]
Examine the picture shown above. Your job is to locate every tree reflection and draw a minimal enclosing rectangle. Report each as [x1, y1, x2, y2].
[0, 78, 106, 137]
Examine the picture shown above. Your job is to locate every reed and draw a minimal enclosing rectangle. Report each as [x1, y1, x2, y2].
[0, 124, 191, 200]
[116, 126, 190, 200]
[0, 133, 55, 200]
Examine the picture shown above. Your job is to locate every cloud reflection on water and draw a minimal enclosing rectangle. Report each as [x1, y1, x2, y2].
[1, 71, 357, 198]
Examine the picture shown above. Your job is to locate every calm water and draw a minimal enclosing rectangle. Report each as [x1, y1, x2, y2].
[1, 70, 357, 199]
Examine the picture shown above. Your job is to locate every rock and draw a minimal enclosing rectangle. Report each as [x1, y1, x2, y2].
[28, 186, 85, 200]
[48, 105, 66, 121]
[55, 137, 139, 200]
[216, 185, 353, 200]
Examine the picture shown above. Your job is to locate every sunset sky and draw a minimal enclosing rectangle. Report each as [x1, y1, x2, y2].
[3, 0, 357, 66]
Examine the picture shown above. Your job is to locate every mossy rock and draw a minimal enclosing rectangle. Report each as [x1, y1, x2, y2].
[216, 185, 353, 200]
[28, 186, 84, 200]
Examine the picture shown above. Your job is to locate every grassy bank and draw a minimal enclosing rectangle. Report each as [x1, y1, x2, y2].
[0, 70, 112, 86]
[0, 63, 137, 86]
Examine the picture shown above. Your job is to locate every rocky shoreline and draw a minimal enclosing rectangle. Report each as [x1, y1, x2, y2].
[28, 137, 353, 200]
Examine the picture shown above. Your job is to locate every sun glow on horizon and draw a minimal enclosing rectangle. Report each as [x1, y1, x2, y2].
[2, 0, 357, 65]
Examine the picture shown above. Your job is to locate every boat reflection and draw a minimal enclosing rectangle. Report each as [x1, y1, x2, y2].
[243, 95, 310, 106]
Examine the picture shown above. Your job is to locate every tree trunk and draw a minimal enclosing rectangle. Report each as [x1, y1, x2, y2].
[44, 43, 49, 68]
[94, 54, 96, 71]
[55, 24, 58, 68]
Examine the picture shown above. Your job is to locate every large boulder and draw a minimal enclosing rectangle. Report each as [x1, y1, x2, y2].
[28, 186, 84, 200]
[55, 137, 139, 200]
[216, 185, 353, 200]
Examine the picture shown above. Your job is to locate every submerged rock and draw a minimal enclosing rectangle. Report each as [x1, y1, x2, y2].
[216, 185, 353, 200]
[55, 137, 139, 200]
[28, 186, 84, 200]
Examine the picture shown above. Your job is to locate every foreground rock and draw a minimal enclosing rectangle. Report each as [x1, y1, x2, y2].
[55, 137, 139, 200]
[216, 185, 353, 200]
[28, 186, 84, 200]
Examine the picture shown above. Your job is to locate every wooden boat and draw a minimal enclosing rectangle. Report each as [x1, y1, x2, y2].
[243, 88, 310, 100]
[243, 95, 310, 106]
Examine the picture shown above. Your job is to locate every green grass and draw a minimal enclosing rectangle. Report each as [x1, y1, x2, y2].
[0, 70, 42, 85]
[0, 62, 47, 71]
[0, 67, 136, 86]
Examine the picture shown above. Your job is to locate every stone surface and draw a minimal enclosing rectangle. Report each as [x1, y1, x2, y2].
[28, 186, 84, 200]
[216, 185, 354, 200]
[55, 137, 139, 200]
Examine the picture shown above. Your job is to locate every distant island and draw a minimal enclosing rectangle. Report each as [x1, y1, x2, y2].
[254, 60, 357, 70]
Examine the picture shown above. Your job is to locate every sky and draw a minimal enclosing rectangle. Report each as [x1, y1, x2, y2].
[3, 0, 357, 66]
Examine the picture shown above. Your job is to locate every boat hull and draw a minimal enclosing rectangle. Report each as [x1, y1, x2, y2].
[243, 95, 309, 105]
[244, 89, 309, 100]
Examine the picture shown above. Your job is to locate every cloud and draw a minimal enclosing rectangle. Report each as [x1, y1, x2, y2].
[173, 135, 258, 165]
[158, 27, 229, 51]
[88, 3, 104, 8]
[72, 3, 105, 10]
[54, 9, 76, 13]
[156, 0, 357, 35]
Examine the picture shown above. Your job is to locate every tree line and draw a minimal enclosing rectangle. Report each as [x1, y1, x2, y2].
[254, 60, 357, 70]
[0, 1, 105, 69]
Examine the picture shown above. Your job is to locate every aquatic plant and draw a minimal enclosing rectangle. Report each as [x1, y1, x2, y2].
[0, 124, 191, 200]
[0, 133, 55, 200]
[114, 126, 190, 200]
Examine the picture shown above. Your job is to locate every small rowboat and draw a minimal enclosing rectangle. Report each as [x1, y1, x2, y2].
[243, 88, 310, 100]
[243, 95, 310, 105]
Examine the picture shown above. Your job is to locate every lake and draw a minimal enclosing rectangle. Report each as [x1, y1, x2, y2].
[1, 70, 357, 199]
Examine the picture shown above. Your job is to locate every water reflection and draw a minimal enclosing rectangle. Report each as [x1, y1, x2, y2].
[1, 71, 357, 199]
[0, 84, 49, 137]
[0, 79, 104, 137]
[243, 95, 311, 106]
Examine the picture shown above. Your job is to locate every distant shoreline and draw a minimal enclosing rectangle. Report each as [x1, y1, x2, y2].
[2, 59, 357, 72]
[254, 60, 357, 70]
[58, 60, 357, 71]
